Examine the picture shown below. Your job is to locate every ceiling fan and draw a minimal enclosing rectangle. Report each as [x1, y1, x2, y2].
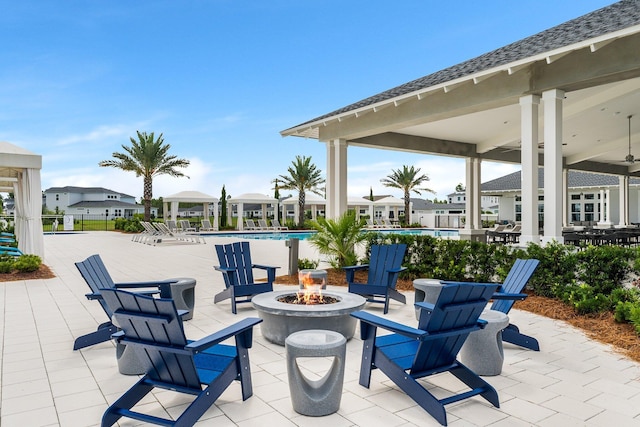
[624, 115, 635, 164]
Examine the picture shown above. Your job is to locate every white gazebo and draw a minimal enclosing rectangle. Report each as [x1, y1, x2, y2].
[228, 193, 278, 230]
[281, 193, 326, 223]
[163, 190, 219, 230]
[374, 196, 410, 223]
[0, 141, 44, 258]
[348, 197, 374, 221]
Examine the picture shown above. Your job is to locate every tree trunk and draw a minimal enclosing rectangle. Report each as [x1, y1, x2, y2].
[143, 176, 153, 222]
[298, 191, 306, 226]
[404, 190, 411, 226]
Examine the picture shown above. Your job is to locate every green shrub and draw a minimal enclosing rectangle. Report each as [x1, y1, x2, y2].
[13, 254, 42, 272]
[614, 301, 640, 334]
[298, 258, 319, 270]
[576, 245, 633, 295]
[0, 259, 14, 273]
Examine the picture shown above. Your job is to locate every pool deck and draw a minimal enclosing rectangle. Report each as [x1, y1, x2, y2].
[1, 232, 640, 426]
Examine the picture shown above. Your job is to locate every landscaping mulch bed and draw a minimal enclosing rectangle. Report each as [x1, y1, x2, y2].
[278, 268, 640, 363]
[0, 264, 56, 282]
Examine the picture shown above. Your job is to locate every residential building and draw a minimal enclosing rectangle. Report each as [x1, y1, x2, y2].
[44, 186, 155, 219]
[482, 169, 640, 226]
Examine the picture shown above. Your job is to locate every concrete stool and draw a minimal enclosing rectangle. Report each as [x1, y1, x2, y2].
[111, 316, 145, 375]
[413, 278, 443, 319]
[165, 278, 197, 320]
[285, 330, 346, 416]
[459, 309, 510, 376]
[115, 342, 145, 375]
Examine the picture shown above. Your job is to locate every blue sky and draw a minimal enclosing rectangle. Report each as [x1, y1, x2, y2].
[0, 0, 614, 202]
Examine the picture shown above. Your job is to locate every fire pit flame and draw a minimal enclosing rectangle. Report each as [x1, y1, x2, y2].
[297, 271, 325, 304]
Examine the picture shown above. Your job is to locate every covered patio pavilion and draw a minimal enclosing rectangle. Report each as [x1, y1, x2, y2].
[281, 1, 640, 244]
[0, 141, 44, 257]
[162, 190, 219, 230]
[228, 192, 278, 230]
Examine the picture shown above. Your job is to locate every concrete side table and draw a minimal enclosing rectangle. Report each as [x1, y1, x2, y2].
[164, 278, 197, 320]
[413, 278, 443, 320]
[115, 342, 145, 375]
[459, 309, 510, 376]
[285, 330, 346, 416]
[298, 269, 327, 290]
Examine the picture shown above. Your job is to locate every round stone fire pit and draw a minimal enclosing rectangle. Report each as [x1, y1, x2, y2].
[251, 290, 366, 345]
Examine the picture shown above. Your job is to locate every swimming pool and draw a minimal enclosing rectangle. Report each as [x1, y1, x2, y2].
[201, 229, 459, 240]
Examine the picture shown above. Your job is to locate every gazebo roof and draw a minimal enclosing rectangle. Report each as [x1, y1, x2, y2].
[282, 194, 327, 204]
[163, 190, 218, 203]
[373, 195, 404, 206]
[228, 193, 277, 204]
[0, 141, 42, 192]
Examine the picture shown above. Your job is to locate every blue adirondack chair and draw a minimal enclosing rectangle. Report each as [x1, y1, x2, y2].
[352, 282, 499, 426]
[73, 254, 179, 350]
[100, 289, 262, 427]
[442, 258, 541, 351]
[214, 241, 278, 314]
[345, 243, 407, 314]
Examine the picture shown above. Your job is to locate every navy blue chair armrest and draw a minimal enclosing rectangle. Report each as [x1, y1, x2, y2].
[492, 292, 528, 300]
[186, 317, 262, 353]
[352, 310, 426, 340]
[343, 264, 368, 283]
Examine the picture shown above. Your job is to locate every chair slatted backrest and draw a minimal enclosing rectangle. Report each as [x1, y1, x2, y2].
[101, 289, 201, 390]
[414, 283, 496, 372]
[367, 244, 406, 287]
[490, 259, 540, 314]
[75, 254, 117, 316]
[201, 219, 212, 229]
[216, 242, 255, 287]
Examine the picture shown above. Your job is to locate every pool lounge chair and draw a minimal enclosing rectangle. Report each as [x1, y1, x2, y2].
[200, 219, 216, 231]
[257, 219, 272, 230]
[245, 219, 259, 230]
[180, 219, 197, 232]
[271, 218, 289, 230]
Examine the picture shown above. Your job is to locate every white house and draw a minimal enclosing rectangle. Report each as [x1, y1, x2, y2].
[482, 169, 640, 227]
[44, 186, 155, 219]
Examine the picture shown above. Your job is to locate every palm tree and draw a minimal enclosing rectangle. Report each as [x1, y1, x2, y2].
[308, 211, 369, 268]
[99, 131, 190, 221]
[278, 155, 325, 226]
[380, 165, 435, 225]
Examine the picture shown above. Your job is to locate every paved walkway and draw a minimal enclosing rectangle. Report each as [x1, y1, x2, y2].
[1, 232, 640, 426]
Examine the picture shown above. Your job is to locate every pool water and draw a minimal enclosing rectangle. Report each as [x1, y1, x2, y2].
[202, 229, 458, 240]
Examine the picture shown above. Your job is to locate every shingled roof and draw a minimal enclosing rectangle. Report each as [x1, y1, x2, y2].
[482, 169, 640, 193]
[288, 0, 640, 130]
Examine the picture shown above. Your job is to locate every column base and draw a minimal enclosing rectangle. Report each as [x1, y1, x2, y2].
[458, 229, 487, 242]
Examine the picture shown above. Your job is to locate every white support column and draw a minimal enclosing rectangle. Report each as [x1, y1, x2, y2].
[520, 95, 541, 245]
[606, 189, 612, 225]
[237, 202, 244, 230]
[325, 141, 335, 219]
[563, 169, 569, 227]
[599, 189, 605, 223]
[163, 201, 168, 221]
[333, 139, 348, 219]
[542, 89, 564, 245]
[460, 157, 485, 241]
[213, 201, 219, 230]
[620, 175, 629, 226]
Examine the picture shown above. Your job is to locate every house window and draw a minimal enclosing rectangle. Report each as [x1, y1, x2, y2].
[585, 203, 595, 221]
[571, 194, 581, 200]
[571, 203, 581, 222]
[56, 194, 59, 201]
[585, 193, 595, 200]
